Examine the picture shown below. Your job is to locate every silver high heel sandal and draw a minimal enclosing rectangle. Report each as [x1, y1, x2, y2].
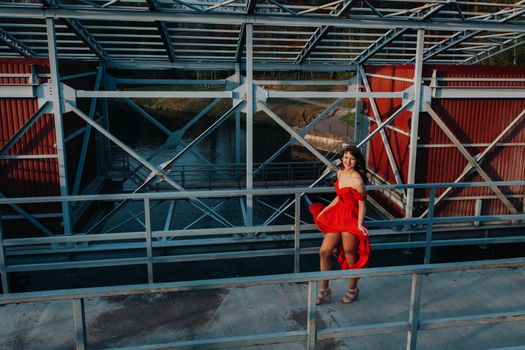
[341, 287, 359, 304]
[316, 287, 332, 305]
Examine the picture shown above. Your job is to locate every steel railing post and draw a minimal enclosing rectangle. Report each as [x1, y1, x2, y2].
[294, 193, 301, 273]
[424, 188, 435, 264]
[0, 217, 9, 293]
[144, 198, 154, 284]
[72, 298, 87, 350]
[307, 281, 318, 350]
[407, 273, 423, 350]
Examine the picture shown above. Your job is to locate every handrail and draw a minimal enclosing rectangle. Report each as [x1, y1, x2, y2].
[1, 257, 523, 304]
[1, 180, 524, 204]
[0, 258, 523, 350]
[1, 180, 524, 295]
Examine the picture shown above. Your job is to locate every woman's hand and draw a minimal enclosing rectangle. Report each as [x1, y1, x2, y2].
[358, 223, 368, 236]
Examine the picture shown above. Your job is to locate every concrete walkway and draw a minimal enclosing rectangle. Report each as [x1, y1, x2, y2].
[1, 267, 524, 349]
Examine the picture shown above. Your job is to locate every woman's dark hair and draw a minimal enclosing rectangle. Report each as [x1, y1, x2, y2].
[338, 145, 367, 182]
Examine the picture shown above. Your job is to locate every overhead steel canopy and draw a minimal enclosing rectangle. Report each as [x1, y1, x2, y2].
[0, 0, 524, 70]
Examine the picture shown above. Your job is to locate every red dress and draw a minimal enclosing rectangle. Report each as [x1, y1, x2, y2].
[309, 180, 371, 270]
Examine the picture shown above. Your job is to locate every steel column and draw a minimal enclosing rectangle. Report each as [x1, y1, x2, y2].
[406, 29, 425, 220]
[359, 66, 403, 186]
[72, 64, 104, 196]
[144, 198, 154, 283]
[294, 193, 301, 273]
[354, 65, 363, 144]
[235, 63, 241, 169]
[307, 281, 318, 350]
[424, 188, 435, 264]
[46, 18, 72, 235]
[246, 23, 254, 227]
[72, 298, 87, 350]
[0, 217, 9, 293]
[407, 273, 423, 350]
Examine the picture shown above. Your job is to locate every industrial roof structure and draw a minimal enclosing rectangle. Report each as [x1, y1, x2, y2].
[1, 0, 525, 70]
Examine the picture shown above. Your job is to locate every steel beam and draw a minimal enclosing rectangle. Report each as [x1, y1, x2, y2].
[0, 26, 37, 57]
[0, 193, 54, 236]
[0, 102, 52, 157]
[72, 299, 87, 350]
[72, 65, 103, 196]
[39, 0, 108, 61]
[0, 216, 9, 293]
[420, 106, 525, 218]
[146, 0, 176, 62]
[76, 90, 233, 98]
[355, 3, 445, 64]
[235, 64, 241, 168]
[107, 60, 358, 72]
[254, 97, 344, 176]
[257, 103, 336, 171]
[358, 99, 415, 148]
[407, 273, 423, 350]
[419, 1, 525, 62]
[65, 102, 234, 228]
[433, 87, 525, 99]
[46, 18, 72, 235]
[294, 0, 356, 64]
[424, 102, 518, 214]
[246, 23, 254, 227]
[359, 66, 403, 186]
[88, 99, 239, 233]
[124, 99, 223, 178]
[157, 101, 243, 171]
[406, 30, 425, 220]
[234, 0, 257, 63]
[5, 8, 525, 34]
[467, 33, 525, 64]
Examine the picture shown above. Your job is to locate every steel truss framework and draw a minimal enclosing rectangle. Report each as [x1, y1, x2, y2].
[0, 1, 525, 68]
[0, 1, 524, 298]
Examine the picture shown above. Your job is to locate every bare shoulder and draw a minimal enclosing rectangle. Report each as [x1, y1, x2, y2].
[350, 172, 366, 192]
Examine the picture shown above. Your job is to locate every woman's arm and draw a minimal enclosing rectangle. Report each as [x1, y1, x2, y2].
[318, 196, 339, 217]
[355, 176, 368, 236]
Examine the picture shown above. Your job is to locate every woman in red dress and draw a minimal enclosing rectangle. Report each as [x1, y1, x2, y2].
[310, 145, 370, 305]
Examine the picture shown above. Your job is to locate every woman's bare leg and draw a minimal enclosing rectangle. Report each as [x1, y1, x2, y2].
[319, 233, 341, 289]
[341, 232, 359, 289]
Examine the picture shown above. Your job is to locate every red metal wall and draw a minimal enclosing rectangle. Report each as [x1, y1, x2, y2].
[363, 64, 525, 218]
[0, 58, 100, 237]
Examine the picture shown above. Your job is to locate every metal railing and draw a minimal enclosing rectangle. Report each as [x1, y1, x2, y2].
[0, 181, 524, 294]
[109, 151, 328, 188]
[0, 258, 523, 350]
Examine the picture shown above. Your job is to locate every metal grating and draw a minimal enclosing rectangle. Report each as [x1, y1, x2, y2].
[0, 0, 523, 69]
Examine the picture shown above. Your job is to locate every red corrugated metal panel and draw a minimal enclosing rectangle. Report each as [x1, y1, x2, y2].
[363, 65, 413, 187]
[364, 64, 525, 218]
[1, 59, 101, 237]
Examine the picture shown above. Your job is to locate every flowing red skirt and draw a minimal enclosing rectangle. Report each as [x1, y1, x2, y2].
[310, 202, 371, 270]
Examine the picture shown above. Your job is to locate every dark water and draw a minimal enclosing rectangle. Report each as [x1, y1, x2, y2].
[108, 102, 293, 168]
[102, 102, 311, 232]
